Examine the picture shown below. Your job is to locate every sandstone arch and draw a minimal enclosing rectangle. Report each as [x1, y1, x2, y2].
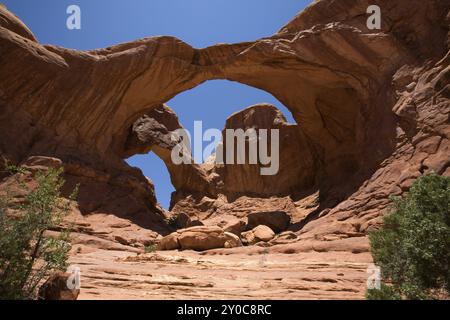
[0, 0, 449, 247]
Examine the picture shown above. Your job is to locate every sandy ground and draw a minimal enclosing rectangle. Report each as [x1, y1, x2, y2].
[69, 247, 373, 300]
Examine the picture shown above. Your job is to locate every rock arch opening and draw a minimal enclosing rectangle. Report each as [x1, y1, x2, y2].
[109, 35, 385, 211]
[117, 51, 377, 217]
[125, 80, 299, 209]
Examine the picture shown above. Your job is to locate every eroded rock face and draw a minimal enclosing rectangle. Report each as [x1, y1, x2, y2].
[0, 0, 449, 256]
[211, 104, 316, 198]
[123, 105, 213, 197]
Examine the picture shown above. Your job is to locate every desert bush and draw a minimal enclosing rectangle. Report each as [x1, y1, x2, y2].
[367, 173, 450, 300]
[144, 244, 156, 253]
[366, 283, 402, 300]
[0, 167, 77, 300]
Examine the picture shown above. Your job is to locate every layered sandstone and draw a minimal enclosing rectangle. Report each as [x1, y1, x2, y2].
[0, 0, 449, 299]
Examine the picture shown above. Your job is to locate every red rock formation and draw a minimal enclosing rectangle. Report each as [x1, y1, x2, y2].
[157, 226, 242, 251]
[38, 272, 79, 300]
[0, 0, 449, 256]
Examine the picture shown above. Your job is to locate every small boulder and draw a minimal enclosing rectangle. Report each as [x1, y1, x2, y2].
[174, 212, 204, 229]
[242, 225, 275, 245]
[188, 219, 204, 227]
[252, 225, 275, 242]
[269, 231, 298, 245]
[175, 212, 191, 229]
[241, 230, 256, 245]
[223, 218, 246, 236]
[224, 232, 242, 248]
[156, 232, 180, 250]
[38, 272, 79, 300]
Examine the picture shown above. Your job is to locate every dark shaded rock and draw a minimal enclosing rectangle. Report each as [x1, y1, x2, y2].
[247, 211, 291, 233]
[38, 272, 79, 300]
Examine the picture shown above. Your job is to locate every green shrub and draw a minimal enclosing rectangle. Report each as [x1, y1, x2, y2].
[366, 283, 402, 300]
[368, 173, 450, 300]
[144, 244, 156, 253]
[0, 167, 78, 300]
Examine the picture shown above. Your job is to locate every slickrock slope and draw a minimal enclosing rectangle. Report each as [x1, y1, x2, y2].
[0, 0, 449, 299]
[69, 247, 372, 300]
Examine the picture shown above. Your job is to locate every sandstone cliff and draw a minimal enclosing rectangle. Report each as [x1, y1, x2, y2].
[0, 0, 449, 270]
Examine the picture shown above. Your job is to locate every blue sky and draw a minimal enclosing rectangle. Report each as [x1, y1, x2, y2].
[4, 0, 311, 208]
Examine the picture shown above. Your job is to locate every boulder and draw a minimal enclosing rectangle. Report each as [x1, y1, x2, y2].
[269, 231, 298, 245]
[175, 212, 191, 229]
[242, 225, 275, 245]
[157, 226, 244, 251]
[223, 218, 246, 236]
[241, 230, 256, 246]
[178, 226, 227, 251]
[38, 272, 79, 300]
[188, 219, 204, 227]
[224, 232, 242, 248]
[253, 225, 276, 242]
[156, 232, 180, 250]
[174, 212, 204, 229]
[246, 211, 291, 233]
